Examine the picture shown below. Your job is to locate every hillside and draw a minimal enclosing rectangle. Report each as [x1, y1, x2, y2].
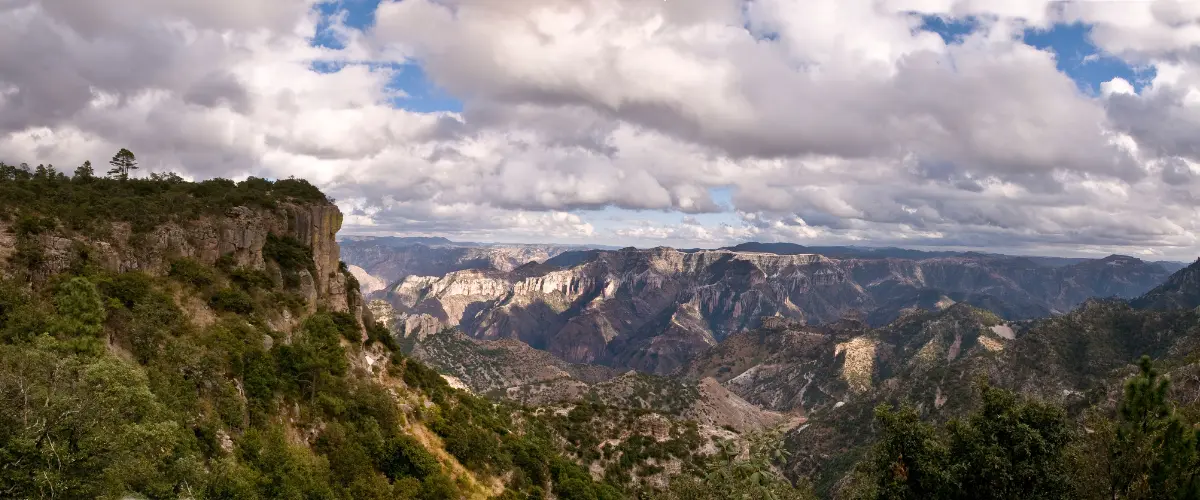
[0, 164, 635, 499]
[361, 246, 1173, 374]
[1131, 258, 1200, 310]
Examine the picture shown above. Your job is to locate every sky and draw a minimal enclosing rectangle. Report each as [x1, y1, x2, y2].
[3, 1, 1200, 259]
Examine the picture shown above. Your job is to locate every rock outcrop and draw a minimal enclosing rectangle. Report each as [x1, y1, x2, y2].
[17, 201, 355, 315]
[338, 237, 582, 296]
[369, 247, 1173, 374]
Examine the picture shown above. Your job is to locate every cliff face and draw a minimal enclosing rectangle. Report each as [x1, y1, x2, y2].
[17, 202, 355, 315]
[375, 247, 1173, 374]
[338, 239, 580, 296]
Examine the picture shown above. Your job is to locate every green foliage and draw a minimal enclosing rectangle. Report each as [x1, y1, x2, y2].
[49, 277, 106, 339]
[0, 160, 330, 236]
[0, 345, 200, 498]
[857, 384, 1073, 500]
[210, 288, 255, 314]
[127, 291, 186, 363]
[656, 429, 813, 500]
[1108, 356, 1200, 500]
[264, 234, 316, 288]
[14, 213, 55, 237]
[276, 313, 349, 402]
[230, 266, 274, 290]
[169, 258, 217, 288]
[366, 320, 399, 351]
[943, 385, 1072, 500]
[329, 311, 362, 343]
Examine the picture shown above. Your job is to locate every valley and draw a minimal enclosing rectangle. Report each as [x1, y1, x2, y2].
[345, 235, 1200, 497]
[3, 166, 1198, 499]
[345, 240, 1179, 374]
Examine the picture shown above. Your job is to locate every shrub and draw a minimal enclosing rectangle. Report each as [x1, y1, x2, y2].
[169, 258, 216, 288]
[263, 235, 315, 288]
[209, 288, 255, 314]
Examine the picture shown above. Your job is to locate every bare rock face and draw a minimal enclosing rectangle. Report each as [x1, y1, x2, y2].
[18, 202, 353, 314]
[338, 238, 580, 292]
[347, 264, 388, 295]
[371, 247, 1172, 375]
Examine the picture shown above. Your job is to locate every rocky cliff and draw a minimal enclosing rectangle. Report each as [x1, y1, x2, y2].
[374, 246, 1173, 374]
[7, 201, 358, 318]
[338, 237, 583, 297]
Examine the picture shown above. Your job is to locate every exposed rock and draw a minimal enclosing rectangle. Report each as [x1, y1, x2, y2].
[338, 237, 581, 293]
[363, 246, 1173, 375]
[347, 264, 388, 295]
[834, 337, 878, 394]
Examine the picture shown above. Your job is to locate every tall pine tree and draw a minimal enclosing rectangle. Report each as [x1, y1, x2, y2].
[1110, 356, 1200, 500]
[106, 148, 138, 180]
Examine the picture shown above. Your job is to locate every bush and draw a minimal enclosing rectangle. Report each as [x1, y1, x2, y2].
[230, 267, 274, 290]
[169, 258, 216, 288]
[264, 235, 315, 288]
[210, 288, 255, 314]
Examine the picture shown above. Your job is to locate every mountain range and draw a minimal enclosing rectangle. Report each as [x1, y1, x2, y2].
[342, 240, 1180, 375]
[380, 251, 1200, 495]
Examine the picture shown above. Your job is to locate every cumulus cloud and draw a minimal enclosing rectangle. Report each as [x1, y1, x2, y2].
[3, 0, 1200, 258]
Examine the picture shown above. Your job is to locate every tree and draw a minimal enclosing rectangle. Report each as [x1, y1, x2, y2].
[49, 277, 106, 339]
[48, 277, 108, 354]
[660, 429, 814, 500]
[1109, 356, 1200, 500]
[74, 160, 94, 180]
[944, 384, 1072, 500]
[861, 404, 953, 500]
[107, 148, 138, 180]
[857, 384, 1073, 500]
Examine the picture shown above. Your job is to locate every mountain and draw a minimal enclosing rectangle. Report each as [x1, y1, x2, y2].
[373, 246, 1174, 374]
[1131, 258, 1200, 310]
[0, 168, 637, 499]
[668, 291, 1200, 493]
[339, 237, 592, 298]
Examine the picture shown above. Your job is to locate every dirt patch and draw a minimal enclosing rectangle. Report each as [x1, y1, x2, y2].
[407, 422, 503, 499]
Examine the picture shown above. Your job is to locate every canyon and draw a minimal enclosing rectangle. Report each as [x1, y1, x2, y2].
[343, 241, 1177, 374]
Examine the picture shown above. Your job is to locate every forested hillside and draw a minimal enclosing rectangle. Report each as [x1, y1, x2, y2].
[0, 159, 823, 500]
[2, 158, 1197, 500]
[0, 161, 634, 499]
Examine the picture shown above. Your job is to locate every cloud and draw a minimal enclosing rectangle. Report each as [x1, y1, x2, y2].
[3, 0, 1200, 258]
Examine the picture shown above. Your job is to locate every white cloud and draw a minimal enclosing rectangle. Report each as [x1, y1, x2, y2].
[3, 0, 1200, 259]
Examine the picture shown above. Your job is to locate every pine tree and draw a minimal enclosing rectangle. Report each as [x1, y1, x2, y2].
[74, 160, 94, 180]
[106, 148, 138, 180]
[49, 277, 106, 339]
[864, 404, 954, 500]
[1110, 356, 1200, 500]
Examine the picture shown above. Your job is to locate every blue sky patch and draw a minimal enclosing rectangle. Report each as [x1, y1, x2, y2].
[388, 64, 464, 113]
[916, 14, 1155, 96]
[1022, 22, 1155, 94]
[311, 0, 463, 112]
[917, 14, 982, 45]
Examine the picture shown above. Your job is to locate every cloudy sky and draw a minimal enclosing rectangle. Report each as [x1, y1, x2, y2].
[3, 0, 1200, 259]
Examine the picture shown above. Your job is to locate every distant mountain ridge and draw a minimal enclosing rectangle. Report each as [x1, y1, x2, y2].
[1131, 258, 1200, 310]
[363, 245, 1177, 374]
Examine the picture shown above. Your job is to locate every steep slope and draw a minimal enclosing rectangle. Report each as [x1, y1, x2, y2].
[377, 247, 1172, 374]
[775, 298, 1200, 493]
[0, 168, 627, 500]
[1131, 258, 1200, 310]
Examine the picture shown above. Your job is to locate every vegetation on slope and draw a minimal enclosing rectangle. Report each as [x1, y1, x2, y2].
[0, 161, 330, 236]
[845, 361, 1200, 500]
[0, 160, 816, 499]
[0, 164, 624, 499]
